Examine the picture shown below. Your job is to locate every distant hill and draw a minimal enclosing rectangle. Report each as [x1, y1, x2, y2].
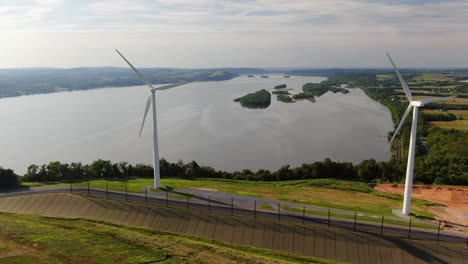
[5, 66, 466, 98]
[0, 67, 264, 98]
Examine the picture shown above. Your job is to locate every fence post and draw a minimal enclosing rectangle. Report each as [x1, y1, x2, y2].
[106, 182, 108, 199]
[208, 195, 211, 213]
[328, 208, 331, 228]
[353, 212, 357, 232]
[69, 180, 72, 194]
[277, 203, 280, 222]
[436, 221, 441, 242]
[408, 219, 412, 238]
[231, 198, 234, 216]
[380, 216, 384, 235]
[302, 206, 305, 225]
[254, 200, 257, 219]
[145, 188, 148, 205]
[87, 181, 90, 196]
[186, 193, 189, 209]
[125, 184, 128, 201]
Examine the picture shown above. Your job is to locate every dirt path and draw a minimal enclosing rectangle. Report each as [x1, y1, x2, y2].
[375, 184, 468, 229]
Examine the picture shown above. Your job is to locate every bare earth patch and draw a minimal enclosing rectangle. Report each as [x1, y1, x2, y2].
[375, 184, 468, 229]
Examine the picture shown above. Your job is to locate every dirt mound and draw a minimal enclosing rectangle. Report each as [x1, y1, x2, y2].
[375, 184, 468, 226]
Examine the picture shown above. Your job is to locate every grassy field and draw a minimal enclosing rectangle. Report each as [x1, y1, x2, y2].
[376, 74, 394, 81]
[412, 96, 468, 105]
[281, 206, 437, 230]
[413, 73, 452, 81]
[430, 120, 468, 131]
[0, 212, 332, 264]
[23, 178, 438, 219]
[421, 109, 468, 131]
[261, 202, 275, 210]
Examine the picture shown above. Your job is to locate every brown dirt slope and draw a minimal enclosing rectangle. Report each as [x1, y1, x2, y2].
[376, 184, 468, 227]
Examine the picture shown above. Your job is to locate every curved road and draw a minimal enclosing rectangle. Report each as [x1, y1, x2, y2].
[0, 185, 466, 245]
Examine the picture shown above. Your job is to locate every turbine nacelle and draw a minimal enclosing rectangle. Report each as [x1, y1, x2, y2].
[410, 101, 424, 107]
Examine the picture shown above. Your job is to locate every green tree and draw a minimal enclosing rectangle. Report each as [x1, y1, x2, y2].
[357, 159, 380, 182]
[0, 167, 19, 189]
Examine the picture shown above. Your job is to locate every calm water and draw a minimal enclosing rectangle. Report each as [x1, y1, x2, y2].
[0, 75, 393, 175]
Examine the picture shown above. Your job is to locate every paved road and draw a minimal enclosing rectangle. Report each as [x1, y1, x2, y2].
[1, 186, 466, 245]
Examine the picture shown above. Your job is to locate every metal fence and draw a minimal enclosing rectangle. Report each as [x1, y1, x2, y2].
[61, 181, 468, 246]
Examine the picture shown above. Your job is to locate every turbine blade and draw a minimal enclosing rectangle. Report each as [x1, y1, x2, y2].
[115, 49, 155, 90]
[139, 95, 152, 137]
[417, 96, 457, 105]
[154, 82, 189, 91]
[389, 104, 413, 146]
[386, 53, 413, 102]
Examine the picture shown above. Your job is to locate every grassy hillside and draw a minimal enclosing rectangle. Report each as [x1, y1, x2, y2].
[23, 178, 437, 218]
[0, 67, 238, 98]
[0, 212, 332, 264]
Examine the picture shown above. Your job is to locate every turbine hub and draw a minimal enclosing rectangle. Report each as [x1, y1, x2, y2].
[411, 101, 424, 107]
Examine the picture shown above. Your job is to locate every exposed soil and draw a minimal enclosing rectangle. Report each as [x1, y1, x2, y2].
[375, 184, 468, 230]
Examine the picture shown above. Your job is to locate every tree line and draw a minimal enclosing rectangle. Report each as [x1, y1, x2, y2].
[15, 156, 464, 185]
[1, 150, 465, 189]
[17, 158, 396, 183]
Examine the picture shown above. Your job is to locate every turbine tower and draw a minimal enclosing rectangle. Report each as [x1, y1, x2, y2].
[387, 53, 456, 216]
[116, 49, 188, 189]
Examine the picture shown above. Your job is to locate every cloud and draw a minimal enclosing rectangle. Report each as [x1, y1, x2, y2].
[0, 0, 64, 26]
[0, 0, 467, 67]
[1, 0, 467, 35]
[36, 0, 63, 6]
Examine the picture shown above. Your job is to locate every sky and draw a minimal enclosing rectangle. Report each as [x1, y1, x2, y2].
[1, 0, 467, 68]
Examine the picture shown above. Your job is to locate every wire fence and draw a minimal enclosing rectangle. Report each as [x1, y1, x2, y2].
[62, 180, 468, 246]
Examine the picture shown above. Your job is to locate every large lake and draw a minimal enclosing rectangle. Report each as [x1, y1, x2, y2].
[0, 75, 393, 175]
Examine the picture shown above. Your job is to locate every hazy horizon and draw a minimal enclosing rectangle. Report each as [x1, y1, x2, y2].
[2, 66, 468, 70]
[1, 0, 467, 68]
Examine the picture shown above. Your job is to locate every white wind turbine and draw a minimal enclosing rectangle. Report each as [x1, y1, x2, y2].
[116, 49, 189, 189]
[387, 53, 456, 216]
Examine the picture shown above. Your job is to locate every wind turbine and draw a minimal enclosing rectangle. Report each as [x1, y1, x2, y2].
[387, 53, 456, 216]
[116, 49, 188, 189]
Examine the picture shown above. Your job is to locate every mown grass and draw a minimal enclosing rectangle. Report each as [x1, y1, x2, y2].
[22, 178, 438, 220]
[168, 192, 194, 200]
[281, 206, 437, 230]
[0, 212, 333, 264]
[25, 178, 439, 217]
[261, 202, 275, 210]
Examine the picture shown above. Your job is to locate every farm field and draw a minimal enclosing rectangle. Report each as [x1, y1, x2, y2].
[422, 109, 468, 130]
[399, 94, 468, 105]
[413, 73, 452, 81]
[430, 120, 468, 131]
[413, 96, 468, 104]
[422, 109, 468, 117]
[0, 212, 328, 264]
[22, 178, 437, 218]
